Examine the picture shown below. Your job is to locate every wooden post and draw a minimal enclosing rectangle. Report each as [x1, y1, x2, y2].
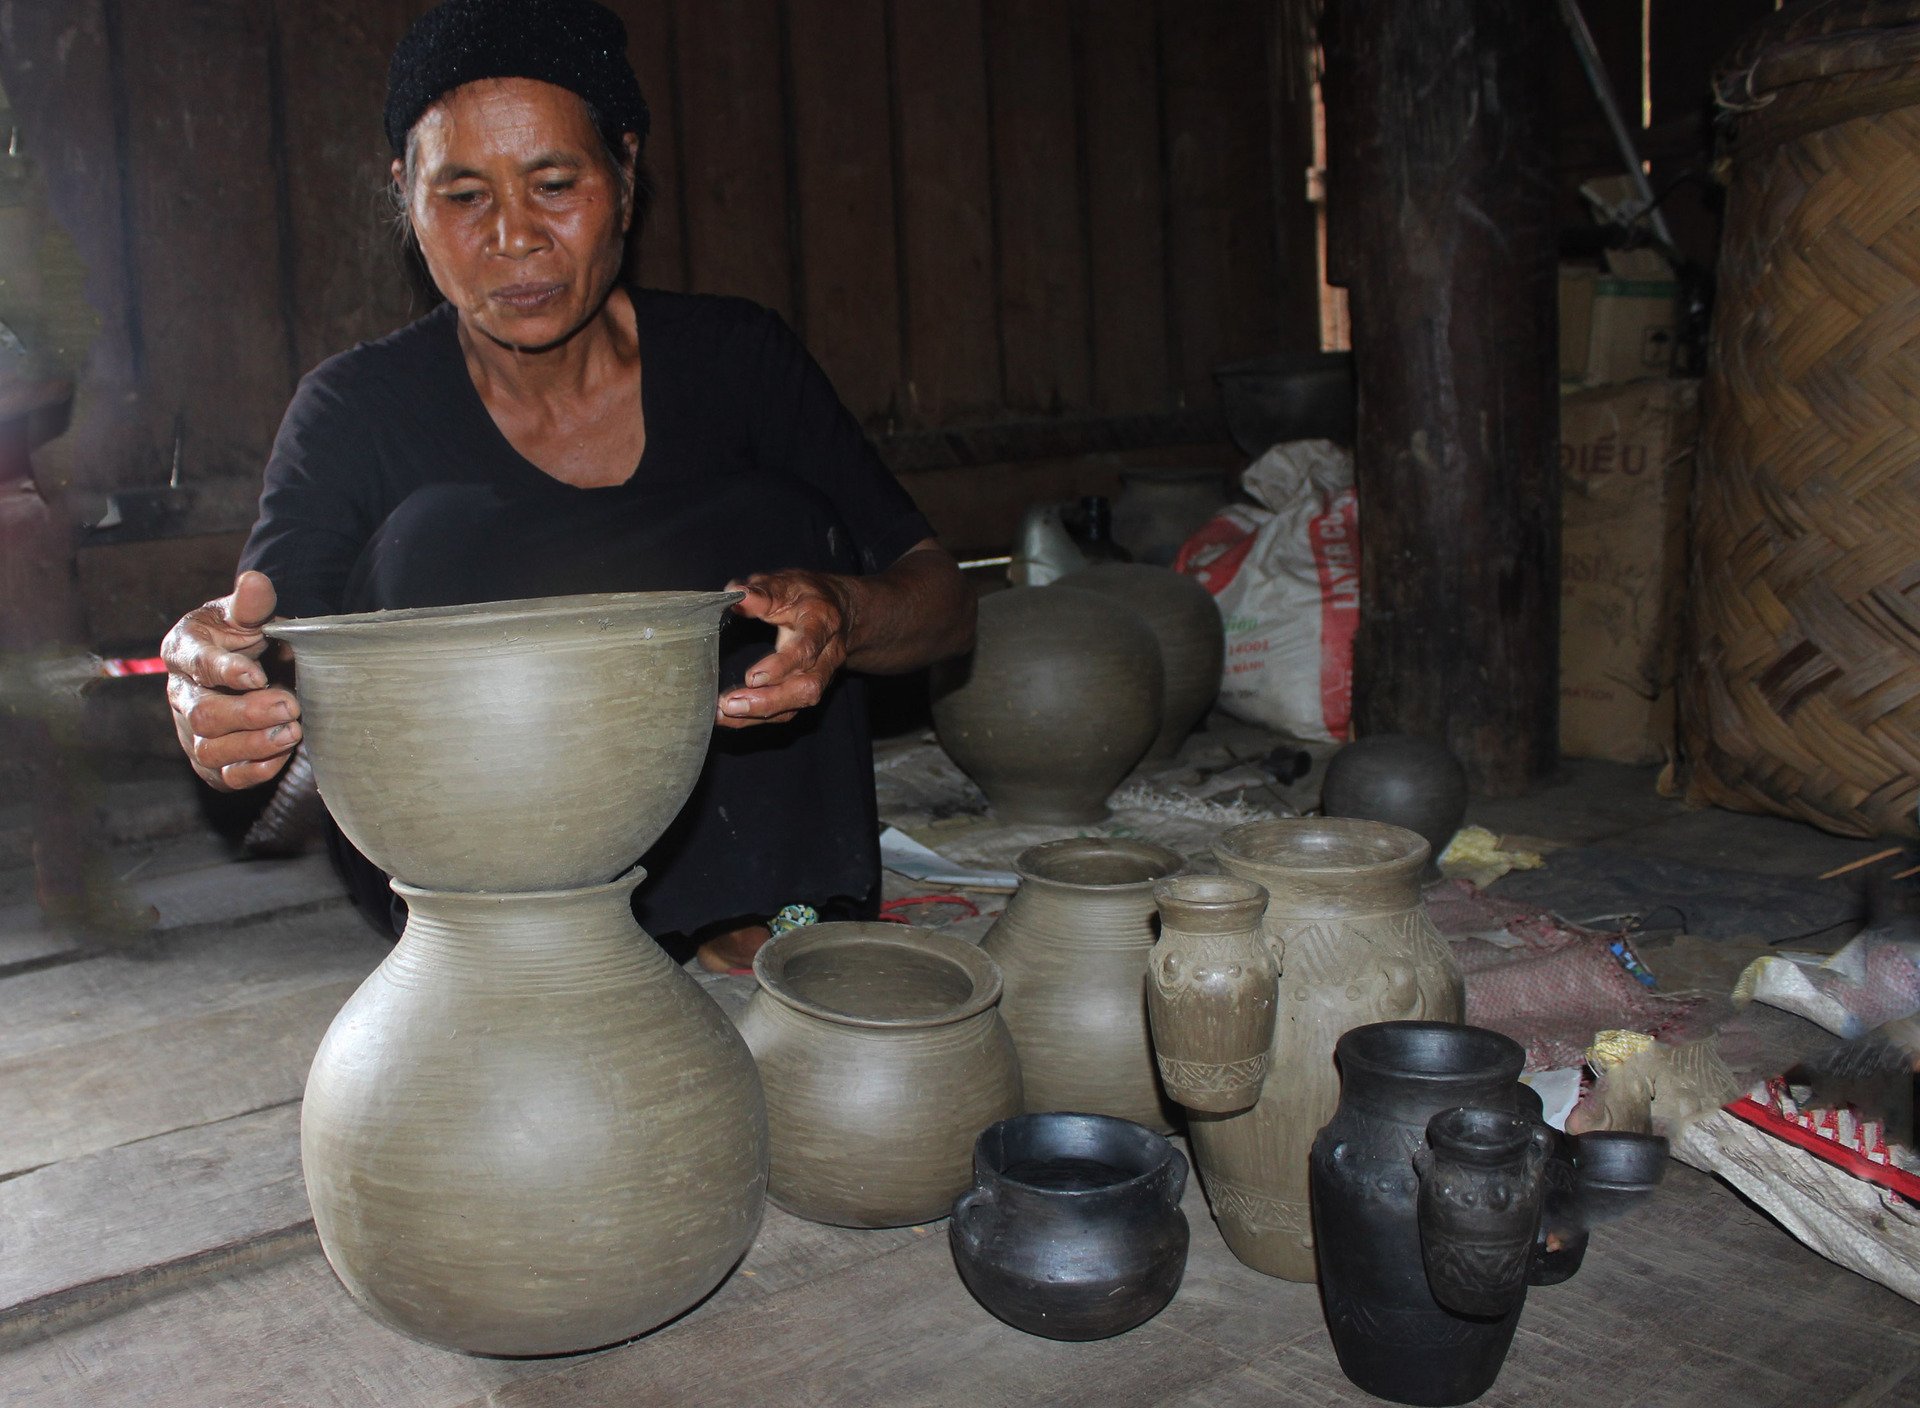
[1322, 0, 1560, 796]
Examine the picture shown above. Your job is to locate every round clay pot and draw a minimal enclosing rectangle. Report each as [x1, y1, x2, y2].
[1190, 819, 1463, 1281]
[736, 922, 1023, 1228]
[1147, 874, 1278, 1113]
[1111, 466, 1231, 566]
[301, 870, 768, 1356]
[930, 586, 1163, 824]
[264, 590, 739, 891]
[1057, 563, 1225, 763]
[951, 1112, 1189, 1341]
[984, 838, 1187, 1132]
[1320, 734, 1469, 879]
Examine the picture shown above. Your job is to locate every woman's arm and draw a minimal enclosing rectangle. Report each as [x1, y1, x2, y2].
[717, 538, 975, 728]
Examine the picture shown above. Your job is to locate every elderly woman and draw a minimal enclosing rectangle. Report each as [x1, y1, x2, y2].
[162, 0, 974, 971]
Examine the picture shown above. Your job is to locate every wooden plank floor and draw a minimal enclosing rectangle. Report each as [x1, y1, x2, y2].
[3, 763, 1918, 1406]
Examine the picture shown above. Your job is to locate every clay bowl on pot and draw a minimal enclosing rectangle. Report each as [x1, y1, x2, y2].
[735, 922, 1023, 1228]
[950, 1112, 1189, 1341]
[1057, 563, 1226, 764]
[930, 586, 1163, 824]
[264, 590, 740, 892]
[1320, 734, 1469, 880]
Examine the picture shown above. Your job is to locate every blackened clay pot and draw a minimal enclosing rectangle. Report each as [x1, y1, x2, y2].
[736, 923, 1023, 1228]
[951, 1112, 1189, 1341]
[264, 590, 739, 892]
[1057, 563, 1226, 762]
[301, 871, 768, 1356]
[930, 586, 1163, 823]
[984, 839, 1188, 1132]
[1320, 735, 1469, 881]
[1192, 819, 1463, 1281]
[1414, 1106, 1552, 1318]
[1310, 1022, 1532, 1406]
[1147, 874, 1277, 1113]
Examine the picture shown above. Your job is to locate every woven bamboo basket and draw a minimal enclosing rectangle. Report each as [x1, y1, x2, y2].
[1685, 0, 1920, 838]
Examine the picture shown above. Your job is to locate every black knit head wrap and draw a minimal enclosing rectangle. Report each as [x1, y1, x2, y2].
[384, 0, 650, 157]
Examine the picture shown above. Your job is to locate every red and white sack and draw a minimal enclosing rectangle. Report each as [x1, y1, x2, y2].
[1173, 439, 1358, 742]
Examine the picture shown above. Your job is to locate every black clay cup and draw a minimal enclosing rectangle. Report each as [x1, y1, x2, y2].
[1320, 735, 1469, 880]
[1573, 1131, 1668, 1227]
[950, 1112, 1189, 1341]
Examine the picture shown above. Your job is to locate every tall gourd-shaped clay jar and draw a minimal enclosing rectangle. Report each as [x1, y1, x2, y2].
[983, 838, 1186, 1132]
[266, 592, 768, 1357]
[1192, 818, 1462, 1281]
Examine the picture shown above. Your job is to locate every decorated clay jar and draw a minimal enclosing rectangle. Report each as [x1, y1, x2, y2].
[930, 586, 1163, 823]
[1189, 818, 1464, 1281]
[984, 838, 1187, 1132]
[1057, 563, 1226, 762]
[736, 922, 1023, 1228]
[1147, 874, 1277, 1113]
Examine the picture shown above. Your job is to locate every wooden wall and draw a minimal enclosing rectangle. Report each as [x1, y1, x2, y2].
[1, 0, 1315, 545]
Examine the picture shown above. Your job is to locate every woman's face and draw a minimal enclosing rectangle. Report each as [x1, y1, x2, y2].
[398, 77, 635, 352]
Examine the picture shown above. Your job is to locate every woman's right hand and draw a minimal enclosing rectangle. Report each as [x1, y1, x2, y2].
[163, 570, 302, 791]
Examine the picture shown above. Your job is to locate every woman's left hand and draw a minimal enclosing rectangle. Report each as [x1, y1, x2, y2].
[717, 569, 855, 728]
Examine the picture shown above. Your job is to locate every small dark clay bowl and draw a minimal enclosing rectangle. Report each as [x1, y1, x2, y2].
[950, 1113, 1189, 1341]
[1573, 1131, 1669, 1226]
[1320, 734, 1469, 879]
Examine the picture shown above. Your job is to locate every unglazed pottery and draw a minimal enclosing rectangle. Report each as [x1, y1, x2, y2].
[736, 923, 1023, 1228]
[1311, 1023, 1533, 1406]
[1057, 563, 1226, 762]
[1191, 819, 1463, 1280]
[930, 586, 1163, 823]
[1111, 466, 1231, 566]
[264, 590, 739, 891]
[301, 871, 767, 1356]
[1147, 874, 1277, 1113]
[984, 839, 1187, 1132]
[1320, 734, 1469, 880]
[951, 1112, 1189, 1341]
[1414, 1106, 1551, 1317]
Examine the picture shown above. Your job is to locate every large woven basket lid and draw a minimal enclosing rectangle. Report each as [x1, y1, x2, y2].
[1717, 0, 1920, 110]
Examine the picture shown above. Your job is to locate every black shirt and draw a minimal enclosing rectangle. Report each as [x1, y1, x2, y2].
[241, 288, 933, 938]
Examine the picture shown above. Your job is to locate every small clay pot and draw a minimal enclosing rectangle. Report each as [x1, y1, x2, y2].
[1414, 1106, 1551, 1318]
[1057, 563, 1226, 762]
[736, 923, 1023, 1228]
[265, 590, 740, 891]
[984, 838, 1187, 1132]
[1572, 1131, 1668, 1227]
[950, 1112, 1189, 1341]
[930, 586, 1163, 823]
[1320, 734, 1469, 879]
[1147, 874, 1277, 1113]
[1111, 466, 1231, 567]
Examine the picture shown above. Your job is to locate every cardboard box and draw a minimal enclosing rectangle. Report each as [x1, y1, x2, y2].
[1559, 379, 1699, 765]
[1559, 266, 1679, 386]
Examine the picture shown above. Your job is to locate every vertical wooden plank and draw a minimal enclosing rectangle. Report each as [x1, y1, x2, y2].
[1160, 0, 1282, 403]
[1078, 0, 1167, 412]
[610, 0, 690, 291]
[786, 0, 902, 426]
[672, 0, 792, 319]
[889, 0, 1000, 426]
[0, 0, 147, 496]
[272, 0, 422, 375]
[984, 0, 1088, 415]
[1268, 0, 1322, 356]
[117, 0, 292, 509]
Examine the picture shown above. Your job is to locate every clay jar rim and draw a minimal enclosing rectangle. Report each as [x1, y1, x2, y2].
[1013, 837, 1187, 892]
[1426, 1105, 1537, 1167]
[389, 865, 646, 905]
[1213, 816, 1429, 879]
[263, 588, 745, 645]
[1337, 1020, 1525, 1089]
[1151, 873, 1268, 931]
[754, 921, 1005, 1029]
[973, 1111, 1184, 1200]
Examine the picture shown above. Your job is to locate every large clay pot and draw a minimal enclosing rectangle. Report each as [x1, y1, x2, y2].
[1320, 734, 1469, 881]
[1147, 874, 1277, 1114]
[1057, 563, 1226, 763]
[265, 590, 738, 892]
[1190, 819, 1463, 1281]
[301, 871, 767, 1356]
[736, 922, 1023, 1228]
[984, 838, 1186, 1132]
[931, 586, 1162, 823]
[950, 1112, 1189, 1341]
[1310, 1023, 1534, 1405]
